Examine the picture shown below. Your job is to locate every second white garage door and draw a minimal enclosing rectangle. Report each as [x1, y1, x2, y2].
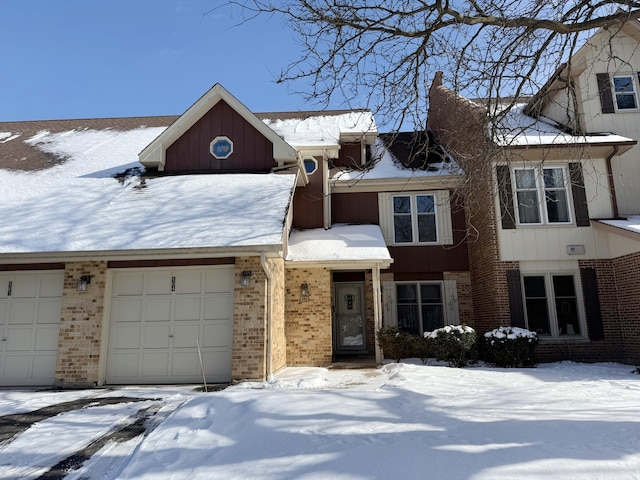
[106, 266, 234, 385]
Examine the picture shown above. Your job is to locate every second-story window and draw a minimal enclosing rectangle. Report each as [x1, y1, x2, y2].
[514, 166, 571, 225]
[613, 75, 638, 110]
[392, 194, 437, 243]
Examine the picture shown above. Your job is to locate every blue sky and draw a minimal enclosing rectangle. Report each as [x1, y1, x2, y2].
[0, 1, 325, 122]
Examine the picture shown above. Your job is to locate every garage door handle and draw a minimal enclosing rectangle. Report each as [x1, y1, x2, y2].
[1, 338, 6, 342]
[168, 334, 174, 338]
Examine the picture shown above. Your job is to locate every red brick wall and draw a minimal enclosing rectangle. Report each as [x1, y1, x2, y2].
[613, 252, 640, 364]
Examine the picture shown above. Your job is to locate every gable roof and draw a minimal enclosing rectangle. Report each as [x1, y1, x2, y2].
[138, 83, 298, 171]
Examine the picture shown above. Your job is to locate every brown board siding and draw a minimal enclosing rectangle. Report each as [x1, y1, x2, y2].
[332, 192, 379, 224]
[108, 258, 235, 269]
[293, 173, 325, 229]
[165, 100, 274, 172]
[0, 263, 65, 271]
[388, 244, 469, 274]
[332, 142, 362, 168]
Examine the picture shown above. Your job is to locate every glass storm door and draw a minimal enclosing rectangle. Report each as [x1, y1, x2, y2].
[334, 283, 366, 354]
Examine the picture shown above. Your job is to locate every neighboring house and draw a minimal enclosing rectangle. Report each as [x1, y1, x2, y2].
[427, 19, 640, 364]
[0, 83, 471, 387]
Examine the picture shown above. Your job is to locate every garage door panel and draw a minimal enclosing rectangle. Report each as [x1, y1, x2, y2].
[204, 296, 233, 319]
[2, 355, 32, 377]
[0, 275, 9, 300]
[32, 354, 57, 379]
[203, 322, 233, 348]
[35, 326, 60, 351]
[145, 298, 171, 322]
[172, 324, 200, 348]
[171, 351, 199, 376]
[113, 299, 143, 323]
[205, 270, 234, 293]
[40, 275, 64, 298]
[143, 325, 171, 348]
[175, 298, 201, 321]
[10, 275, 38, 298]
[175, 271, 202, 294]
[147, 273, 172, 295]
[142, 353, 170, 376]
[201, 350, 232, 382]
[37, 300, 62, 324]
[115, 272, 144, 296]
[112, 325, 142, 349]
[109, 352, 141, 378]
[6, 327, 34, 351]
[8, 302, 36, 325]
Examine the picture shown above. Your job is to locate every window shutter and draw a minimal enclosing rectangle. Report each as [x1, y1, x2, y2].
[596, 73, 615, 114]
[496, 166, 516, 229]
[506, 270, 526, 328]
[436, 190, 454, 245]
[443, 279, 460, 325]
[568, 163, 590, 227]
[580, 268, 605, 341]
[381, 280, 397, 327]
[377, 193, 392, 244]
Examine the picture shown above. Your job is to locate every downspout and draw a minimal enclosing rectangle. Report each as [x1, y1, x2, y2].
[323, 150, 331, 229]
[605, 146, 620, 218]
[260, 251, 273, 381]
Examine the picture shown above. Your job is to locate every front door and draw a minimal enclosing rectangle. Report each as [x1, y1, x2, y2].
[333, 283, 366, 354]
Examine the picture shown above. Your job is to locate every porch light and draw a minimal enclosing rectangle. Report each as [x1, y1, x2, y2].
[240, 271, 252, 287]
[77, 275, 91, 292]
[300, 282, 310, 302]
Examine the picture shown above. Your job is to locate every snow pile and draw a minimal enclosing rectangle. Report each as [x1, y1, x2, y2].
[263, 111, 377, 148]
[485, 326, 538, 340]
[425, 324, 475, 338]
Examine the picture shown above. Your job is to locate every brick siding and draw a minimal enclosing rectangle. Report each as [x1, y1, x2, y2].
[54, 261, 107, 388]
[613, 252, 640, 364]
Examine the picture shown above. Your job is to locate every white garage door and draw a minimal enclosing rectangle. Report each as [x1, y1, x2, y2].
[106, 266, 234, 384]
[0, 271, 63, 386]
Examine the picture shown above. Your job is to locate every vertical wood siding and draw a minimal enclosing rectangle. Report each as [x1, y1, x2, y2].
[165, 100, 274, 172]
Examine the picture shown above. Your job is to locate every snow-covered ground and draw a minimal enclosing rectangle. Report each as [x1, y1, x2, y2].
[1, 361, 639, 479]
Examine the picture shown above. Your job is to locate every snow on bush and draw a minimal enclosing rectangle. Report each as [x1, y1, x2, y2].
[482, 326, 538, 368]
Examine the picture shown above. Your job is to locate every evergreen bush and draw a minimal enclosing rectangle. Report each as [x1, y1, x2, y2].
[482, 326, 538, 367]
[376, 326, 411, 362]
[425, 324, 477, 367]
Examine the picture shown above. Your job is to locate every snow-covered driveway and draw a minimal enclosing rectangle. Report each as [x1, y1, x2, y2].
[0, 361, 639, 479]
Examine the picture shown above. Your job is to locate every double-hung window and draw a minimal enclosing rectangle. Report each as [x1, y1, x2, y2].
[392, 194, 437, 243]
[613, 75, 638, 110]
[522, 273, 582, 337]
[514, 166, 571, 225]
[396, 282, 444, 334]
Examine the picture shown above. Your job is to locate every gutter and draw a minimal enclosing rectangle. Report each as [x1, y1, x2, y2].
[260, 250, 274, 381]
[605, 146, 620, 219]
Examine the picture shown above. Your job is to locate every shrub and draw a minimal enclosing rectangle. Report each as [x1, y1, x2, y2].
[482, 326, 538, 367]
[408, 335, 430, 365]
[376, 326, 411, 362]
[426, 324, 477, 367]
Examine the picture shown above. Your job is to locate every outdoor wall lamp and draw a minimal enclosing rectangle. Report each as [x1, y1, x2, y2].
[300, 282, 310, 302]
[240, 271, 252, 287]
[77, 275, 91, 292]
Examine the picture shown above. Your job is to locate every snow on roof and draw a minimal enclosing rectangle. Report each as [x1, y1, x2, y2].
[286, 224, 392, 263]
[332, 137, 461, 181]
[598, 216, 640, 235]
[262, 111, 377, 148]
[0, 128, 295, 254]
[494, 105, 634, 147]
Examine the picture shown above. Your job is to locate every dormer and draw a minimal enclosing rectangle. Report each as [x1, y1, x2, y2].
[139, 83, 299, 175]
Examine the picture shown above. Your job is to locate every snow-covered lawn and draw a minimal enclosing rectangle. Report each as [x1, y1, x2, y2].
[1, 361, 639, 479]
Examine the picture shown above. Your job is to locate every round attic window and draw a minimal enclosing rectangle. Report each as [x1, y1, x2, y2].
[303, 157, 318, 175]
[210, 136, 233, 159]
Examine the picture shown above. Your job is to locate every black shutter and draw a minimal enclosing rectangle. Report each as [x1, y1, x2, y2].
[596, 73, 615, 114]
[507, 269, 526, 328]
[496, 165, 516, 229]
[569, 163, 590, 227]
[581, 267, 605, 341]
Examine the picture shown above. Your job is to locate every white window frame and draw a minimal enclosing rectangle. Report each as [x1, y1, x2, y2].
[612, 74, 639, 111]
[382, 279, 459, 331]
[378, 190, 453, 246]
[512, 166, 572, 226]
[521, 272, 587, 339]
